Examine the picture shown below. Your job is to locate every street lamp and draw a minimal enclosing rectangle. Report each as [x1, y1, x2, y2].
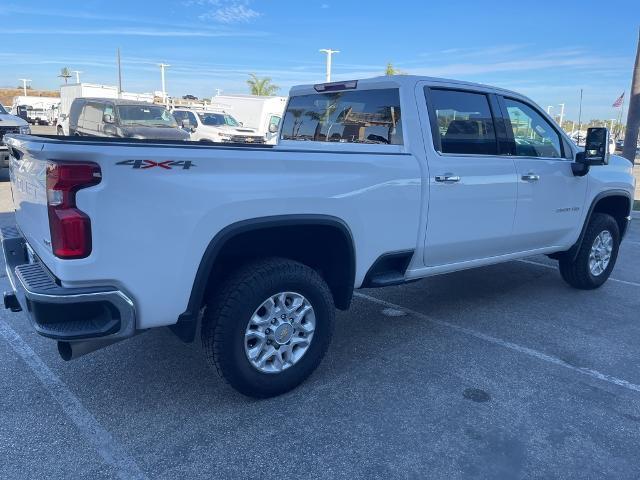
[18, 78, 31, 96]
[319, 49, 339, 82]
[558, 103, 565, 126]
[546, 105, 553, 115]
[72, 70, 83, 83]
[158, 63, 171, 106]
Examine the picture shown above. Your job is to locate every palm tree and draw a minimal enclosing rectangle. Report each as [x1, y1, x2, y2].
[288, 108, 305, 138]
[246, 74, 279, 96]
[58, 67, 72, 84]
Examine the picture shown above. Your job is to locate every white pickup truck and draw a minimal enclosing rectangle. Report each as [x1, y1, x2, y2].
[2, 76, 635, 398]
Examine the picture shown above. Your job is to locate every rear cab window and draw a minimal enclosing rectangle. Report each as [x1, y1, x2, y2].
[425, 88, 498, 155]
[281, 88, 403, 145]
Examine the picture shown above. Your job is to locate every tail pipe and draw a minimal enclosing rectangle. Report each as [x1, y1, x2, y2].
[57, 338, 123, 361]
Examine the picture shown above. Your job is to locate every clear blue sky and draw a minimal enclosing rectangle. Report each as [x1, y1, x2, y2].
[1, 0, 637, 121]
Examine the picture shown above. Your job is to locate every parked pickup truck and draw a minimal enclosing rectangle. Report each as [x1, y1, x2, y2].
[2, 76, 635, 398]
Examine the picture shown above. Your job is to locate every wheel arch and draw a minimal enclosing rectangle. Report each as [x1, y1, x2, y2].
[171, 214, 356, 342]
[556, 190, 632, 261]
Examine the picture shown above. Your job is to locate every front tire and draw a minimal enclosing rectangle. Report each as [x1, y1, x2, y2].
[202, 258, 335, 398]
[559, 213, 620, 289]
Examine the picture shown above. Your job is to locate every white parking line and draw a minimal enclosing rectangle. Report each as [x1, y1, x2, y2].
[354, 292, 640, 394]
[0, 322, 148, 480]
[516, 259, 640, 288]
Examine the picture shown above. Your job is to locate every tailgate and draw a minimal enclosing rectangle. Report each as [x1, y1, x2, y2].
[5, 135, 52, 261]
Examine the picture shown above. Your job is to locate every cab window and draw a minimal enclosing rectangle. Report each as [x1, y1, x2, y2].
[427, 88, 497, 155]
[503, 98, 562, 158]
[269, 115, 281, 129]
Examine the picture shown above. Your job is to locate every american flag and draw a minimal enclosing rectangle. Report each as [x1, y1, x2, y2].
[612, 92, 624, 108]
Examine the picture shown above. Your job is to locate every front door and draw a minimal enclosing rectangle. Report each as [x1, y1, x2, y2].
[421, 87, 519, 267]
[500, 97, 588, 250]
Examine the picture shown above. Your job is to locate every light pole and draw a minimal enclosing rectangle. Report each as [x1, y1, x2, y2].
[158, 63, 171, 106]
[72, 70, 83, 83]
[558, 103, 565, 127]
[546, 105, 553, 115]
[18, 78, 31, 96]
[319, 49, 339, 82]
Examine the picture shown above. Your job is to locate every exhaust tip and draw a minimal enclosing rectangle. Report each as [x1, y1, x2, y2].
[3, 292, 22, 312]
[57, 341, 73, 361]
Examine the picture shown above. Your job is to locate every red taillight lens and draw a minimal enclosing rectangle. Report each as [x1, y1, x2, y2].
[46, 162, 101, 259]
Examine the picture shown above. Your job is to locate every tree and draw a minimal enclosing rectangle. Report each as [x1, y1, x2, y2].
[385, 62, 404, 76]
[17, 84, 32, 90]
[622, 28, 640, 163]
[246, 74, 279, 96]
[58, 67, 72, 84]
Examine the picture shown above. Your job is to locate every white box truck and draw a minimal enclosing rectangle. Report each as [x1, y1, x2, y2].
[56, 83, 154, 135]
[11, 96, 60, 126]
[212, 94, 287, 144]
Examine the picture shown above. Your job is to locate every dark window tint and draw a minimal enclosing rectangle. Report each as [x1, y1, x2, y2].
[428, 89, 497, 155]
[503, 98, 562, 158]
[281, 88, 402, 145]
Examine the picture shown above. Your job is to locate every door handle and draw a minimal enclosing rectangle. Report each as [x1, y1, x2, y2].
[521, 173, 540, 182]
[434, 174, 461, 184]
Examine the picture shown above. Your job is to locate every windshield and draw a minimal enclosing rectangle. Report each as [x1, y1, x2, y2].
[116, 105, 178, 127]
[198, 112, 240, 127]
[0, 105, 7, 114]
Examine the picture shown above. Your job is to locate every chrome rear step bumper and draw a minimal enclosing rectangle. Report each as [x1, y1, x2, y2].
[1, 226, 136, 344]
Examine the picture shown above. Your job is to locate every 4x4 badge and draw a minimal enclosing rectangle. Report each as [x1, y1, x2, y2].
[116, 160, 196, 170]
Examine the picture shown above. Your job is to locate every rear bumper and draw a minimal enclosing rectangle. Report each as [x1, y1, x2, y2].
[1, 226, 136, 341]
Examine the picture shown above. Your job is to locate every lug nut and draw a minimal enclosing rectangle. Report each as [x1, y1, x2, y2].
[272, 319, 278, 325]
[266, 339, 272, 345]
[265, 328, 271, 335]
[281, 314, 286, 319]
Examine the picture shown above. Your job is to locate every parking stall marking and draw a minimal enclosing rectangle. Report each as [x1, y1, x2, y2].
[354, 292, 640, 394]
[0, 321, 148, 480]
[517, 259, 640, 288]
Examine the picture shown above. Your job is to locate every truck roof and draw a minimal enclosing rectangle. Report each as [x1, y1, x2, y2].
[289, 75, 524, 99]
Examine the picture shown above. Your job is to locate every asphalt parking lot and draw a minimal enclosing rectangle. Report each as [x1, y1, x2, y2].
[1, 158, 640, 479]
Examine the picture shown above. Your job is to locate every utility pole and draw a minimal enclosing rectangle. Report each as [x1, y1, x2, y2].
[577, 89, 584, 145]
[18, 78, 31, 96]
[117, 48, 122, 97]
[158, 63, 171, 106]
[319, 49, 339, 82]
[558, 103, 565, 126]
[622, 28, 640, 163]
[72, 70, 83, 83]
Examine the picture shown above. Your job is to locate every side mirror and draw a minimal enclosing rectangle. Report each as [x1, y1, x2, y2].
[582, 127, 610, 165]
[103, 113, 115, 124]
[573, 127, 610, 176]
[268, 123, 279, 134]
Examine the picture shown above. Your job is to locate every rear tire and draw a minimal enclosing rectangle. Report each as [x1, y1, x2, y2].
[201, 258, 335, 398]
[559, 213, 620, 289]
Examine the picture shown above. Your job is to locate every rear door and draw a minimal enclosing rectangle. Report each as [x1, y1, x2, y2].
[421, 86, 518, 266]
[498, 96, 588, 250]
[80, 102, 105, 136]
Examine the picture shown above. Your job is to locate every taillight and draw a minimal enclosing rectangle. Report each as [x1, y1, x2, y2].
[46, 162, 101, 259]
